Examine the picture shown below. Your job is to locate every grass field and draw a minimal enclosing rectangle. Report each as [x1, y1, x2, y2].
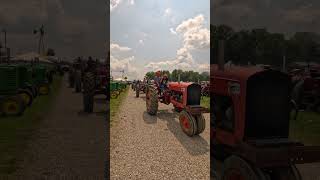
[110, 87, 129, 126]
[0, 75, 62, 174]
[290, 111, 320, 145]
[201, 96, 210, 111]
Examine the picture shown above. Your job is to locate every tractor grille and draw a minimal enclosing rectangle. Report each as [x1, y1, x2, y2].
[245, 70, 291, 139]
[187, 84, 201, 105]
[0, 66, 19, 93]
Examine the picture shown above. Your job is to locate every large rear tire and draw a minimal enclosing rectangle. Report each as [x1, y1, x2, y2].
[83, 72, 95, 113]
[146, 85, 158, 115]
[1, 96, 25, 116]
[179, 110, 197, 137]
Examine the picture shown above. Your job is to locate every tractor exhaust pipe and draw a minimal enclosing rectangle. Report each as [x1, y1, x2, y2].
[218, 40, 225, 71]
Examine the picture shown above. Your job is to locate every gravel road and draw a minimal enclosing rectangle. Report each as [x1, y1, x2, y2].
[12, 76, 107, 179]
[110, 89, 210, 180]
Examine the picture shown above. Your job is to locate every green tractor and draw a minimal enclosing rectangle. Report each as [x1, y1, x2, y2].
[16, 64, 37, 106]
[32, 65, 50, 95]
[110, 82, 120, 99]
[0, 65, 26, 116]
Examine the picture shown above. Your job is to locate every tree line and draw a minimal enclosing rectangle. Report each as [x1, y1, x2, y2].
[211, 25, 320, 67]
[145, 69, 209, 82]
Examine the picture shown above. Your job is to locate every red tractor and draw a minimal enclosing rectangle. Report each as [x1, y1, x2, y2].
[145, 80, 209, 137]
[211, 42, 320, 179]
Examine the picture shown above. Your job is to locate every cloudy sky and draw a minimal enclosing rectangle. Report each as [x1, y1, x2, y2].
[0, 0, 107, 60]
[212, 0, 320, 36]
[110, 0, 210, 80]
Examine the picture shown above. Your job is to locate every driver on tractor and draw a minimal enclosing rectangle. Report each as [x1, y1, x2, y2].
[160, 74, 169, 91]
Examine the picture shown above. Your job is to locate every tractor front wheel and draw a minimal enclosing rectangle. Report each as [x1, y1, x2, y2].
[1, 96, 25, 116]
[194, 114, 205, 135]
[179, 110, 197, 137]
[18, 89, 33, 106]
[146, 85, 158, 115]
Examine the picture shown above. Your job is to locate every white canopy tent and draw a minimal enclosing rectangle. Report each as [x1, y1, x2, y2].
[11, 52, 54, 64]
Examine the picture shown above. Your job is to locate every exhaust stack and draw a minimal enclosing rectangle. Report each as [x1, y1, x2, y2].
[218, 40, 225, 71]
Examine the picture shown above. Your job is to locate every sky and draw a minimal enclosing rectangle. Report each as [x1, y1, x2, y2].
[212, 0, 320, 37]
[0, 0, 107, 60]
[110, 0, 210, 80]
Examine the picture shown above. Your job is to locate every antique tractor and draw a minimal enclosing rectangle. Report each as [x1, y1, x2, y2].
[32, 65, 50, 95]
[82, 64, 108, 113]
[110, 81, 120, 99]
[0, 65, 26, 116]
[290, 68, 320, 113]
[135, 80, 147, 97]
[211, 42, 320, 180]
[16, 64, 37, 106]
[146, 81, 209, 137]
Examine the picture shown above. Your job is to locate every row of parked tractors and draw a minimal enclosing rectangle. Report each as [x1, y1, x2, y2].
[110, 81, 127, 99]
[0, 63, 56, 116]
[68, 59, 104, 113]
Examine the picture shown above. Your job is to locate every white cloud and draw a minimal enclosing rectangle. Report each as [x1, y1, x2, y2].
[110, 43, 131, 52]
[164, 8, 172, 17]
[145, 14, 210, 73]
[170, 28, 177, 35]
[110, 0, 121, 11]
[110, 0, 134, 12]
[111, 43, 141, 80]
[139, 39, 144, 45]
[176, 14, 210, 50]
[128, 0, 135, 5]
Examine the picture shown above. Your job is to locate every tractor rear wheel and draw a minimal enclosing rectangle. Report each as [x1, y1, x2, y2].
[1, 96, 25, 116]
[194, 114, 205, 135]
[38, 84, 50, 95]
[146, 85, 158, 115]
[221, 155, 269, 180]
[136, 85, 140, 97]
[111, 92, 118, 99]
[83, 72, 95, 113]
[179, 110, 197, 137]
[18, 89, 33, 106]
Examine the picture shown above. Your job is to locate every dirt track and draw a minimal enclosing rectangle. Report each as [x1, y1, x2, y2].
[13, 75, 107, 179]
[110, 89, 210, 179]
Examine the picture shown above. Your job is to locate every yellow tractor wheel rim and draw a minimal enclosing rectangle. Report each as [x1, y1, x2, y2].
[19, 93, 30, 105]
[111, 93, 117, 99]
[39, 86, 49, 95]
[3, 100, 19, 114]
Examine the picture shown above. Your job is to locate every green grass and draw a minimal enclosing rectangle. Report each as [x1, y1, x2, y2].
[110, 87, 129, 126]
[201, 96, 210, 111]
[290, 111, 320, 145]
[0, 75, 62, 175]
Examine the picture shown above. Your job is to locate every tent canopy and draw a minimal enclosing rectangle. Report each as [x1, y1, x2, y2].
[11, 52, 54, 64]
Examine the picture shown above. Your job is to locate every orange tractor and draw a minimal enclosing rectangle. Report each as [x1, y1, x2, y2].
[145, 77, 209, 137]
[211, 40, 320, 180]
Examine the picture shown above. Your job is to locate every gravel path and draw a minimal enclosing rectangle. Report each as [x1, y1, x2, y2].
[12, 76, 107, 179]
[110, 89, 210, 180]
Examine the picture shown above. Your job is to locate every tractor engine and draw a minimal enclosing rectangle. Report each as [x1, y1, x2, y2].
[167, 82, 202, 111]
